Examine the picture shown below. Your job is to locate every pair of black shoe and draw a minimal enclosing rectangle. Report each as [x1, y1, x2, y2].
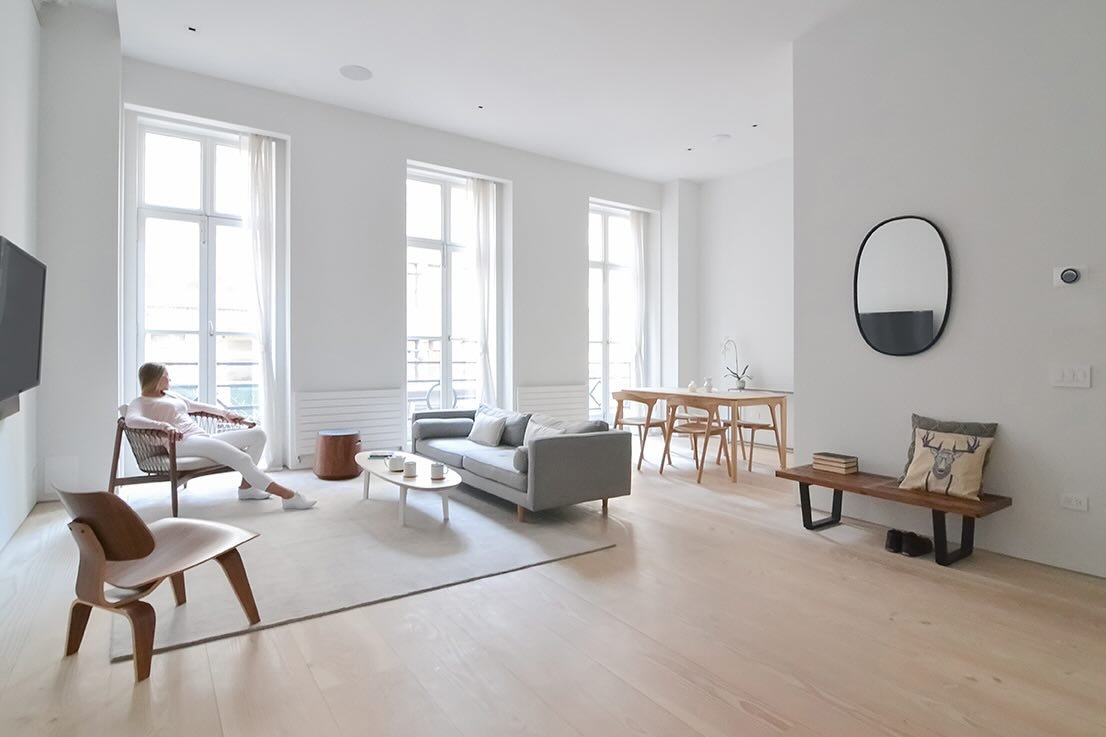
[885, 529, 934, 557]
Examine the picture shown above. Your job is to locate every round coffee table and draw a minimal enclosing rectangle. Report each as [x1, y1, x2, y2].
[355, 451, 461, 525]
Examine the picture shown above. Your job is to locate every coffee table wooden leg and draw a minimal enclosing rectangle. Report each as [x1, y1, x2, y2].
[441, 490, 449, 521]
[399, 487, 407, 525]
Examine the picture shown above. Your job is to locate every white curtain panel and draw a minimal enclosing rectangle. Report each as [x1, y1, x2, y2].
[247, 134, 281, 469]
[630, 209, 647, 386]
[471, 178, 497, 406]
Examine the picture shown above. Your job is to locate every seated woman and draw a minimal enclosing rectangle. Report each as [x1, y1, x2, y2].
[125, 362, 316, 511]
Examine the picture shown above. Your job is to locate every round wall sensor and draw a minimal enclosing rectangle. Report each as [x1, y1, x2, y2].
[1060, 268, 1081, 284]
[339, 65, 373, 81]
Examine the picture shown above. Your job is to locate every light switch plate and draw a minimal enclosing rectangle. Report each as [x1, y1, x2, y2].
[1050, 364, 1092, 388]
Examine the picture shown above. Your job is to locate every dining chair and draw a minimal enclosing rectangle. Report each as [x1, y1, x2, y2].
[109, 405, 256, 517]
[56, 488, 260, 682]
[717, 405, 784, 472]
[659, 396, 733, 483]
[612, 390, 672, 470]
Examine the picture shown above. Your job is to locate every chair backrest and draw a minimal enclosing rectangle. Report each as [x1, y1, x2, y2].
[669, 396, 722, 425]
[56, 489, 155, 561]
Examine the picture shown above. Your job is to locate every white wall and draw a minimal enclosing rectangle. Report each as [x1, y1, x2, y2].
[660, 179, 700, 387]
[35, 6, 121, 499]
[697, 159, 794, 442]
[0, 0, 40, 549]
[121, 60, 662, 463]
[794, 0, 1106, 576]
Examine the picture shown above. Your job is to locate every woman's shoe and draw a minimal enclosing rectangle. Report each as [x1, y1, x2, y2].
[238, 487, 272, 501]
[282, 492, 318, 511]
[885, 529, 904, 553]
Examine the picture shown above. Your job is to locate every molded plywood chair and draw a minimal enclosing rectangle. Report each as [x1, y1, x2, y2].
[660, 396, 733, 483]
[717, 406, 782, 472]
[109, 405, 256, 517]
[612, 390, 672, 469]
[56, 489, 260, 682]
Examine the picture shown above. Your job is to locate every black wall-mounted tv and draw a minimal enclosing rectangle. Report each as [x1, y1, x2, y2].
[0, 236, 47, 402]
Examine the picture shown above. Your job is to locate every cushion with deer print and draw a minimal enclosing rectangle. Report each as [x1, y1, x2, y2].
[900, 413, 997, 480]
[899, 429, 995, 499]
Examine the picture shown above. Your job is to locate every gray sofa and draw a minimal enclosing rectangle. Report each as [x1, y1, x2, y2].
[411, 407, 631, 519]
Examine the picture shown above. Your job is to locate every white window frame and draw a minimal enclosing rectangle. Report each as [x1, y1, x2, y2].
[406, 167, 481, 417]
[122, 110, 291, 469]
[589, 203, 635, 421]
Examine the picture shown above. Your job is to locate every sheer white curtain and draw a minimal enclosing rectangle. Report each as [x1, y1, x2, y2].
[247, 134, 281, 469]
[630, 209, 647, 386]
[470, 178, 497, 406]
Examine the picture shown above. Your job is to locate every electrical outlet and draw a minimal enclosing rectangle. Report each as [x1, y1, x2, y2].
[1060, 494, 1090, 512]
[1050, 364, 1092, 389]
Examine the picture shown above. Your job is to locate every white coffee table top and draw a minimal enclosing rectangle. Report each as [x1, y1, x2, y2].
[355, 451, 461, 490]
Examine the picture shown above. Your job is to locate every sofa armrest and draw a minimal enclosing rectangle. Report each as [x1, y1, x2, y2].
[412, 417, 474, 440]
[527, 431, 632, 510]
[411, 409, 476, 441]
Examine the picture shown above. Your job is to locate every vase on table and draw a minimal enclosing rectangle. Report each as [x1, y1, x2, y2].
[687, 380, 698, 393]
[703, 378, 714, 393]
[736, 379, 747, 390]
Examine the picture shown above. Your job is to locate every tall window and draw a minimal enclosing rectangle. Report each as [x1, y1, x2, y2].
[406, 169, 483, 420]
[589, 204, 639, 420]
[134, 123, 260, 418]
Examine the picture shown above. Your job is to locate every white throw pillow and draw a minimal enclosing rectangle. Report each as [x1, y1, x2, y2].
[468, 412, 507, 446]
[523, 419, 567, 445]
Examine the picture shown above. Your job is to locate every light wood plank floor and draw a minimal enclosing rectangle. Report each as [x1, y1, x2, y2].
[1, 439, 1104, 737]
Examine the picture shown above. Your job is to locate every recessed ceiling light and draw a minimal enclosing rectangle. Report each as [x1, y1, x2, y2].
[686, 147, 694, 152]
[752, 123, 759, 128]
[477, 105, 484, 110]
[339, 65, 373, 81]
[711, 133, 732, 144]
[187, 26, 197, 32]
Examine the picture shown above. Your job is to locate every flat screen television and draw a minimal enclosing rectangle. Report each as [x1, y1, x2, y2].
[0, 236, 47, 402]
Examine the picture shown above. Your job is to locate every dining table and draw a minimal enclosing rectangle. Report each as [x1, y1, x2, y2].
[620, 387, 789, 481]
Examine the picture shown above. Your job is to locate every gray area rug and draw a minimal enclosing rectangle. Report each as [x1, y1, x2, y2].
[110, 470, 616, 661]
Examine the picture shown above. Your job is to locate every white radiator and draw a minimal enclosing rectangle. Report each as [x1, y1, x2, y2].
[293, 389, 405, 463]
[515, 385, 589, 421]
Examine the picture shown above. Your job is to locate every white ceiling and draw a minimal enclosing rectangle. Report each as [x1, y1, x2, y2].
[116, 0, 855, 183]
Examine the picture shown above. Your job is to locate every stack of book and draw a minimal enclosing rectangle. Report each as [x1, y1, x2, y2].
[813, 452, 858, 475]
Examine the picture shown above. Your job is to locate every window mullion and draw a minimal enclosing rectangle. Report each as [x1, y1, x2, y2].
[440, 184, 452, 408]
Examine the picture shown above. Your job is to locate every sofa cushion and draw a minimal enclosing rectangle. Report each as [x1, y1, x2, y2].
[463, 447, 528, 492]
[566, 419, 609, 434]
[513, 446, 528, 473]
[524, 414, 569, 445]
[414, 437, 487, 467]
[412, 417, 473, 440]
[469, 412, 506, 446]
[478, 404, 532, 447]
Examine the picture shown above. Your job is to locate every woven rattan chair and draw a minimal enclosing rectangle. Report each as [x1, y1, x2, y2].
[108, 405, 256, 517]
[56, 488, 259, 682]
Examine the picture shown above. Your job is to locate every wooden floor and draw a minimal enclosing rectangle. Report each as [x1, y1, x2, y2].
[1, 438, 1104, 737]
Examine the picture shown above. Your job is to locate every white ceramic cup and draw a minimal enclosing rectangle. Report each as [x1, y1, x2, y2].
[430, 462, 446, 480]
[386, 455, 405, 472]
[403, 460, 418, 478]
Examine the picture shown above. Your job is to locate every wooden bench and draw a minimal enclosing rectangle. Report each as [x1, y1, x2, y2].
[775, 465, 1012, 566]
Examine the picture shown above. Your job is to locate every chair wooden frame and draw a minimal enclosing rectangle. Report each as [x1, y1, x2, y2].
[56, 489, 260, 682]
[714, 406, 778, 472]
[612, 390, 672, 470]
[109, 410, 256, 517]
[659, 397, 733, 483]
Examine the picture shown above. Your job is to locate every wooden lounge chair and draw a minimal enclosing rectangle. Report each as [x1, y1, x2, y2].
[108, 405, 256, 517]
[56, 488, 260, 682]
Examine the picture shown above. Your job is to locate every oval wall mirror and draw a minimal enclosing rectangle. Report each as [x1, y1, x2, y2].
[854, 216, 950, 356]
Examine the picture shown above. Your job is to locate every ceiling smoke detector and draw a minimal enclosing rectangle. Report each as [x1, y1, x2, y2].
[339, 65, 374, 81]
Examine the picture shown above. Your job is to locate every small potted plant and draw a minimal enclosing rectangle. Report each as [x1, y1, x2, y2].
[726, 364, 751, 390]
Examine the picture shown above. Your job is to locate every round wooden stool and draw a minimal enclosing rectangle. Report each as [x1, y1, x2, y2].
[313, 429, 362, 480]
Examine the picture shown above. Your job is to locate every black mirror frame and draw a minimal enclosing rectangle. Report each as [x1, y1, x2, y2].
[853, 215, 952, 357]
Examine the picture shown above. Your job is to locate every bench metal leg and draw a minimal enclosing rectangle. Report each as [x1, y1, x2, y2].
[932, 511, 975, 566]
[799, 483, 843, 530]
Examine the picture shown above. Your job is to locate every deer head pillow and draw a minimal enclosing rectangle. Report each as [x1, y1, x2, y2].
[899, 429, 994, 499]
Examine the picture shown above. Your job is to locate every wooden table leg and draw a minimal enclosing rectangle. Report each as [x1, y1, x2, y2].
[729, 402, 738, 481]
[777, 398, 788, 468]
